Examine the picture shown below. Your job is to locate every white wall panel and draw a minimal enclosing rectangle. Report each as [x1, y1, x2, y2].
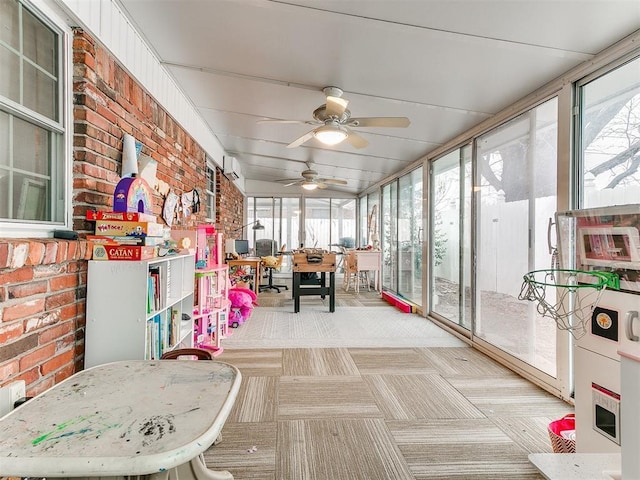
[52, 0, 225, 168]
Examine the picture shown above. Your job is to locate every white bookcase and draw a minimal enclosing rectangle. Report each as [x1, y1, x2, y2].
[85, 253, 195, 368]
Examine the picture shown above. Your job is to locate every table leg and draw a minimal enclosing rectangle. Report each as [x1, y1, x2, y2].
[329, 271, 335, 312]
[163, 453, 233, 480]
[320, 272, 326, 299]
[293, 272, 300, 313]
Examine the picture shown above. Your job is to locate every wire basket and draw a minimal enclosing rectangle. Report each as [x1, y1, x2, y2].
[547, 414, 576, 453]
[518, 269, 619, 339]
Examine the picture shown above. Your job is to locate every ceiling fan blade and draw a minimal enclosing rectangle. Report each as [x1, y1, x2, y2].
[348, 117, 410, 128]
[287, 130, 316, 148]
[274, 177, 303, 184]
[317, 183, 328, 189]
[257, 119, 308, 124]
[325, 96, 349, 117]
[345, 129, 368, 149]
[318, 178, 348, 185]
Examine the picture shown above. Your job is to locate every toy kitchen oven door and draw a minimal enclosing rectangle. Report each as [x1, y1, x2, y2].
[556, 205, 640, 464]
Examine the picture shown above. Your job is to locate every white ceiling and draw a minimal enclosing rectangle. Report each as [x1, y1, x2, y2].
[117, 0, 640, 195]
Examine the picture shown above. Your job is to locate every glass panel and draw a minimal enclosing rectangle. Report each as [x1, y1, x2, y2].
[368, 190, 380, 249]
[381, 182, 398, 291]
[279, 197, 300, 273]
[253, 197, 274, 248]
[0, 0, 20, 49]
[431, 146, 472, 329]
[330, 198, 356, 249]
[23, 61, 57, 120]
[432, 150, 462, 324]
[304, 197, 330, 250]
[358, 196, 367, 247]
[398, 168, 422, 305]
[475, 97, 558, 377]
[0, 110, 8, 166]
[462, 145, 472, 330]
[13, 173, 47, 220]
[14, 116, 49, 175]
[580, 56, 640, 208]
[22, 8, 56, 75]
[0, 43, 20, 103]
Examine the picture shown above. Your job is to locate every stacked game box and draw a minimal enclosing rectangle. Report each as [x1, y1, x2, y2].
[86, 210, 166, 260]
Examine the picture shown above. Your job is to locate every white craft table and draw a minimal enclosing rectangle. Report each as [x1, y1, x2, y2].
[0, 360, 242, 480]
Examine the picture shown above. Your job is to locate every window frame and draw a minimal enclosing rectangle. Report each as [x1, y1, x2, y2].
[0, 0, 72, 238]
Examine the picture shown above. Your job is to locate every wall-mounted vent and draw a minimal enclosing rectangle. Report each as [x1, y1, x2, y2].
[223, 156, 240, 180]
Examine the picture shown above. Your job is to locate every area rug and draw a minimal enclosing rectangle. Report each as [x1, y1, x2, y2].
[224, 305, 467, 349]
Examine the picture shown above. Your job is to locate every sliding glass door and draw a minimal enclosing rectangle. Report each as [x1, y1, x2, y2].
[474, 97, 559, 377]
[430, 146, 472, 330]
[381, 168, 423, 308]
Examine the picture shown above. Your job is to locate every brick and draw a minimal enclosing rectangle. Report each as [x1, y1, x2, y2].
[67, 241, 78, 260]
[24, 310, 59, 333]
[33, 263, 65, 278]
[45, 290, 75, 311]
[2, 298, 45, 322]
[7, 280, 48, 299]
[56, 241, 69, 263]
[0, 333, 38, 363]
[0, 321, 24, 343]
[26, 242, 45, 265]
[59, 303, 81, 322]
[41, 349, 75, 376]
[10, 242, 29, 268]
[38, 322, 73, 346]
[0, 242, 9, 268]
[0, 359, 19, 382]
[50, 273, 79, 291]
[42, 242, 58, 264]
[54, 363, 76, 384]
[19, 343, 56, 371]
[0, 267, 34, 286]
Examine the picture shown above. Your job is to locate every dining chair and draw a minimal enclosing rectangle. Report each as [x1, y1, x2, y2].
[160, 348, 214, 360]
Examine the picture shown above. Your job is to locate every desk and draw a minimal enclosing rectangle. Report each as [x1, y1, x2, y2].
[0, 360, 242, 480]
[348, 250, 381, 292]
[228, 257, 262, 294]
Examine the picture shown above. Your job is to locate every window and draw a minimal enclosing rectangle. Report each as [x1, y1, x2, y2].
[0, 0, 66, 229]
[205, 160, 216, 222]
[578, 55, 640, 208]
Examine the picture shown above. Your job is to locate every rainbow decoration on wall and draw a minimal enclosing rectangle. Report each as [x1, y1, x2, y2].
[113, 176, 153, 214]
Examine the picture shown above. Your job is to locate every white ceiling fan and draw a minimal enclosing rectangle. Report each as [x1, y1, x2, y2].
[258, 86, 410, 149]
[275, 161, 348, 191]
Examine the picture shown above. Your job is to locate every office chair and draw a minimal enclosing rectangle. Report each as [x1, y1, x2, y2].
[259, 244, 289, 293]
[255, 238, 276, 257]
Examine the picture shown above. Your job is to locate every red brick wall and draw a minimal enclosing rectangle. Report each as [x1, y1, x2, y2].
[0, 239, 91, 397]
[217, 168, 245, 239]
[0, 29, 243, 395]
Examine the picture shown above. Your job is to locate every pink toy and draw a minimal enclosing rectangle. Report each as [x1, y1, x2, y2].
[228, 287, 258, 328]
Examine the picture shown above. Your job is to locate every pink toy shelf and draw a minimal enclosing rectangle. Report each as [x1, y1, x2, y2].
[193, 264, 230, 356]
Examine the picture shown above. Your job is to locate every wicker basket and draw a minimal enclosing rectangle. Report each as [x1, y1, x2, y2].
[548, 414, 576, 453]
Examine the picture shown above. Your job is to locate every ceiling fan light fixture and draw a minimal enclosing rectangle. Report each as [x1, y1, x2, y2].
[301, 181, 319, 191]
[314, 125, 348, 146]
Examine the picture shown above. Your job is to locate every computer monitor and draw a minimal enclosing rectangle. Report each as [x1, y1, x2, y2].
[234, 239, 250, 256]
